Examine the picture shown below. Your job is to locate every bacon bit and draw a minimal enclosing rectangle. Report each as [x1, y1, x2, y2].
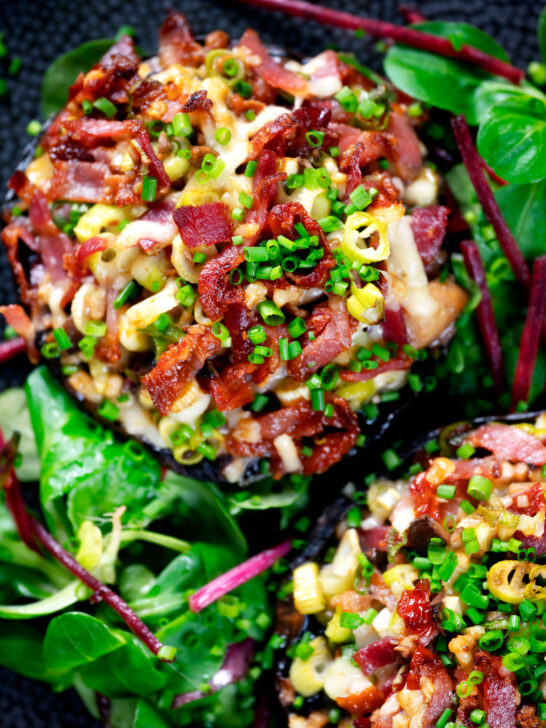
[474, 651, 519, 728]
[406, 646, 453, 726]
[467, 423, 546, 467]
[244, 150, 284, 243]
[223, 303, 257, 363]
[451, 116, 530, 291]
[266, 201, 334, 289]
[198, 245, 245, 321]
[49, 159, 141, 206]
[209, 363, 255, 411]
[158, 10, 205, 68]
[0, 304, 38, 363]
[411, 206, 449, 272]
[509, 483, 545, 517]
[359, 525, 390, 552]
[354, 638, 398, 676]
[510, 256, 546, 410]
[142, 325, 221, 415]
[340, 352, 412, 383]
[0, 337, 26, 363]
[447, 456, 503, 482]
[239, 29, 308, 95]
[61, 118, 143, 148]
[302, 429, 359, 475]
[173, 202, 232, 249]
[134, 127, 171, 191]
[338, 129, 396, 196]
[1, 225, 37, 310]
[410, 471, 441, 521]
[386, 111, 423, 182]
[289, 298, 353, 379]
[189, 539, 292, 612]
[460, 240, 505, 396]
[334, 590, 374, 613]
[397, 579, 438, 644]
[237, 0, 524, 84]
[337, 686, 384, 715]
[250, 105, 333, 159]
[94, 288, 122, 364]
[382, 306, 408, 345]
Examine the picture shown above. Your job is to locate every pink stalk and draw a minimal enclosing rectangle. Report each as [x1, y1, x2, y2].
[0, 433, 176, 662]
[237, 0, 524, 84]
[510, 256, 546, 411]
[460, 240, 505, 396]
[481, 158, 507, 187]
[189, 540, 292, 613]
[0, 337, 26, 362]
[0, 433, 39, 553]
[399, 5, 427, 24]
[451, 115, 530, 292]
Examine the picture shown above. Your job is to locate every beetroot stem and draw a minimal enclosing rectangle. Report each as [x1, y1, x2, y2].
[451, 115, 530, 292]
[510, 256, 546, 411]
[0, 337, 26, 363]
[237, 0, 524, 84]
[460, 240, 505, 397]
[0, 430, 176, 663]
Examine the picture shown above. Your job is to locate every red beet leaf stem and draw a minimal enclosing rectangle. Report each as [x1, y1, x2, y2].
[460, 240, 505, 396]
[451, 115, 530, 291]
[399, 5, 427, 24]
[510, 256, 546, 411]
[237, 0, 524, 84]
[0, 433, 39, 553]
[0, 337, 26, 363]
[0, 433, 175, 662]
[189, 540, 292, 613]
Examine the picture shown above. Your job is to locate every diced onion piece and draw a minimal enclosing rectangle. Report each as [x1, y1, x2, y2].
[293, 562, 327, 614]
[289, 636, 332, 697]
[273, 433, 302, 474]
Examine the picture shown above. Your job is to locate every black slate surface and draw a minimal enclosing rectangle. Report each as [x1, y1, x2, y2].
[0, 0, 543, 726]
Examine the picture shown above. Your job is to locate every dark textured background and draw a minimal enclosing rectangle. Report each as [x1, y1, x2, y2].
[0, 1, 542, 726]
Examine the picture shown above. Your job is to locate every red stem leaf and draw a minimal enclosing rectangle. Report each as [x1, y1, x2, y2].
[399, 5, 427, 24]
[237, 0, 524, 83]
[460, 240, 505, 396]
[189, 540, 292, 613]
[510, 256, 546, 411]
[0, 337, 26, 363]
[0, 433, 40, 553]
[451, 115, 530, 291]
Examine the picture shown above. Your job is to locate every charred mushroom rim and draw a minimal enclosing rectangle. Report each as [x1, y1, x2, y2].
[0, 11, 466, 483]
[278, 418, 546, 728]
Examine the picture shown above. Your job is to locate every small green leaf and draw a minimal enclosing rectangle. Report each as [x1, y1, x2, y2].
[0, 580, 81, 619]
[134, 700, 170, 728]
[0, 623, 64, 682]
[384, 22, 509, 124]
[477, 95, 546, 183]
[44, 611, 125, 670]
[495, 179, 546, 261]
[472, 79, 546, 124]
[41, 39, 114, 118]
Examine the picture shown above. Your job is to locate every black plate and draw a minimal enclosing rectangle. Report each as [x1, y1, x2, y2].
[0, 1, 543, 726]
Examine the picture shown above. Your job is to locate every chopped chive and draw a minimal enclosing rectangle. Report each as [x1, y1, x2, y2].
[172, 112, 193, 137]
[97, 400, 119, 421]
[113, 280, 138, 309]
[193, 252, 207, 264]
[215, 127, 231, 145]
[92, 97, 117, 119]
[141, 175, 157, 202]
[52, 328, 72, 351]
[244, 161, 257, 177]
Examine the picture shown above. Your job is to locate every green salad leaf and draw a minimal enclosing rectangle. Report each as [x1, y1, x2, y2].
[494, 179, 546, 261]
[384, 22, 508, 124]
[477, 94, 546, 184]
[0, 388, 40, 481]
[41, 39, 114, 118]
[44, 612, 126, 671]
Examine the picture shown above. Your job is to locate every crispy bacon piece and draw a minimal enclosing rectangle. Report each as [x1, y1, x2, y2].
[337, 686, 384, 715]
[60, 118, 143, 148]
[158, 10, 204, 68]
[173, 202, 232, 248]
[94, 288, 122, 364]
[411, 206, 449, 273]
[223, 303, 257, 363]
[386, 111, 422, 182]
[250, 105, 334, 159]
[226, 396, 358, 475]
[474, 651, 519, 728]
[143, 325, 221, 415]
[447, 457, 503, 482]
[209, 363, 255, 411]
[397, 579, 438, 644]
[198, 245, 245, 321]
[244, 150, 284, 243]
[509, 482, 545, 517]
[467, 424, 546, 467]
[266, 201, 335, 288]
[1, 224, 36, 308]
[239, 29, 308, 95]
[410, 471, 441, 521]
[405, 646, 453, 727]
[135, 127, 171, 191]
[289, 297, 353, 379]
[340, 353, 412, 383]
[49, 160, 140, 205]
[381, 306, 408, 345]
[0, 304, 38, 363]
[354, 638, 398, 676]
[359, 525, 390, 552]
